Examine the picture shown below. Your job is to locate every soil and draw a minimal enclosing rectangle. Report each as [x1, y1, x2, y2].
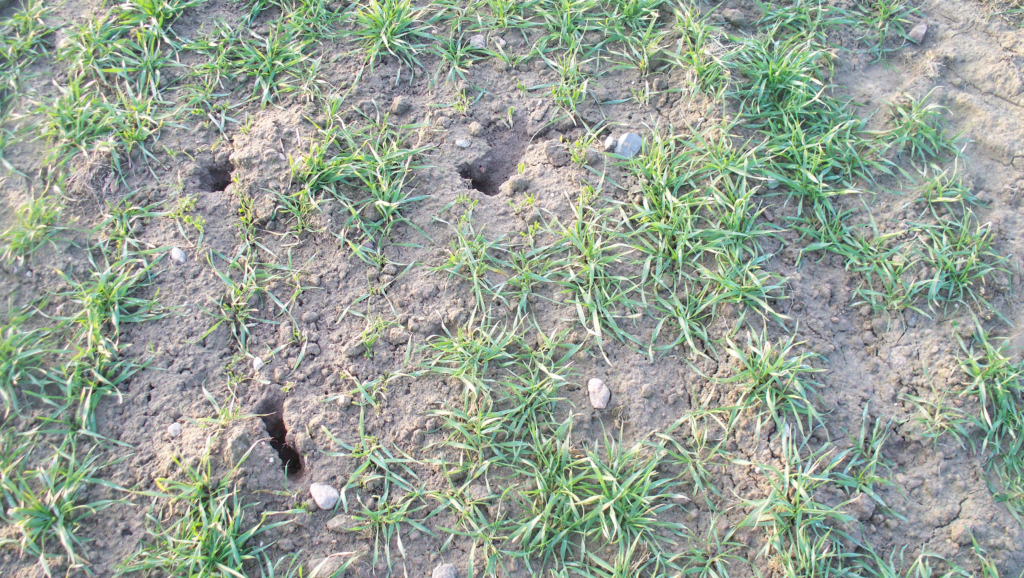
[4, 0, 1024, 576]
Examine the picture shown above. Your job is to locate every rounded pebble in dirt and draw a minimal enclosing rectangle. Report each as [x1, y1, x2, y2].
[603, 135, 617, 152]
[455, 139, 471, 148]
[170, 247, 186, 265]
[432, 563, 458, 578]
[908, 22, 927, 44]
[309, 482, 340, 510]
[167, 422, 182, 437]
[615, 133, 643, 158]
[588, 378, 611, 409]
[469, 34, 486, 49]
[252, 357, 264, 371]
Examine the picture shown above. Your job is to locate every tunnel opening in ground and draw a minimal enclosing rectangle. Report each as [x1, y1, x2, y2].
[257, 397, 303, 479]
[457, 130, 526, 196]
[202, 161, 233, 192]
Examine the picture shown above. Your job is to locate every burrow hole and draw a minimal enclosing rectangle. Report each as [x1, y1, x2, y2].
[257, 396, 303, 479]
[458, 131, 526, 196]
[202, 161, 233, 192]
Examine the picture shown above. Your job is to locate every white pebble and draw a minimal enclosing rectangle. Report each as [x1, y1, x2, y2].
[170, 247, 186, 265]
[252, 357, 264, 371]
[167, 422, 182, 437]
[309, 483, 340, 510]
[588, 378, 611, 409]
[469, 34, 486, 49]
[908, 22, 927, 44]
[455, 139, 471, 148]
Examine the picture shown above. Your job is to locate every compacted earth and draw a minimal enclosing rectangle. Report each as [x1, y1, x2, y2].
[4, 0, 1024, 576]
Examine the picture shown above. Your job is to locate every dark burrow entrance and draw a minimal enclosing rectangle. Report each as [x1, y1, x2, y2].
[257, 396, 303, 479]
[201, 160, 233, 192]
[458, 130, 526, 196]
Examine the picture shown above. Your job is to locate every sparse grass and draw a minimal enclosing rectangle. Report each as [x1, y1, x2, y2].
[122, 444, 287, 577]
[296, 109, 429, 254]
[882, 90, 961, 166]
[723, 330, 822, 434]
[0, 302, 51, 418]
[347, 0, 436, 75]
[912, 212, 1005, 311]
[0, 438, 120, 575]
[1, 191, 62, 263]
[856, 0, 918, 59]
[739, 428, 858, 576]
[956, 321, 1024, 520]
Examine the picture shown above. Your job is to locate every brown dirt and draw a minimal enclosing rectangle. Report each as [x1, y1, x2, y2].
[4, 0, 1024, 576]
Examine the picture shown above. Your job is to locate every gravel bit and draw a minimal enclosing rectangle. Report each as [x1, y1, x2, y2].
[310, 482, 340, 510]
[588, 378, 610, 409]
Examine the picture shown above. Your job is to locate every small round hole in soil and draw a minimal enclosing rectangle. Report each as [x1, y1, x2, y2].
[256, 396, 303, 479]
[458, 130, 526, 196]
[202, 161, 233, 192]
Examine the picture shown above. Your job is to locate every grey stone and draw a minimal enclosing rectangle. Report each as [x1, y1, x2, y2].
[545, 141, 570, 166]
[225, 433, 251, 466]
[344, 339, 367, 358]
[432, 563, 458, 578]
[167, 422, 182, 437]
[252, 357, 264, 371]
[170, 247, 186, 265]
[469, 34, 486, 49]
[908, 22, 927, 44]
[508, 175, 530, 193]
[326, 513, 357, 533]
[310, 483, 340, 510]
[603, 135, 617, 151]
[615, 133, 643, 158]
[390, 96, 411, 116]
[308, 554, 348, 578]
[721, 8, 747, 27]
[455, 139, 471, 148]
[848, 492, 876, 521]
[588, 378, 610, 409]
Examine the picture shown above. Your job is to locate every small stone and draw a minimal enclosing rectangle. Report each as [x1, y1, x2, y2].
[508, 175, 530, 193]
[545, 141, 570, 167]
[455, 139, 471, 148]
[908, 22, 927, 44]
[167, 422, 182, 437]
[310, 483, 340, 510]
[411, 429, 425, 444]
[359, 202, 384, 223]
[432, 563, 458, 578]
[226, 433, 251, 466]
[603, 135, 617, 151]
[468, 122, 484, 137]
[614, 133, 643, 158]
[588, 378, 610, 409]
[344, 340, 367, 358]
[390, 95, 411, 116]
[170, 247, 186, 265]
[469, 34, 486, 49]
[766, 178, 779, 190]
[326, 514, 356, 533]
[721, 8, 747, 27]
[848, 492, 876, 521]
[949, 520, 973, 545]
[640, 383, 654, 398]
[309, 555, 347, 578]
[252, 357, 264, 371]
